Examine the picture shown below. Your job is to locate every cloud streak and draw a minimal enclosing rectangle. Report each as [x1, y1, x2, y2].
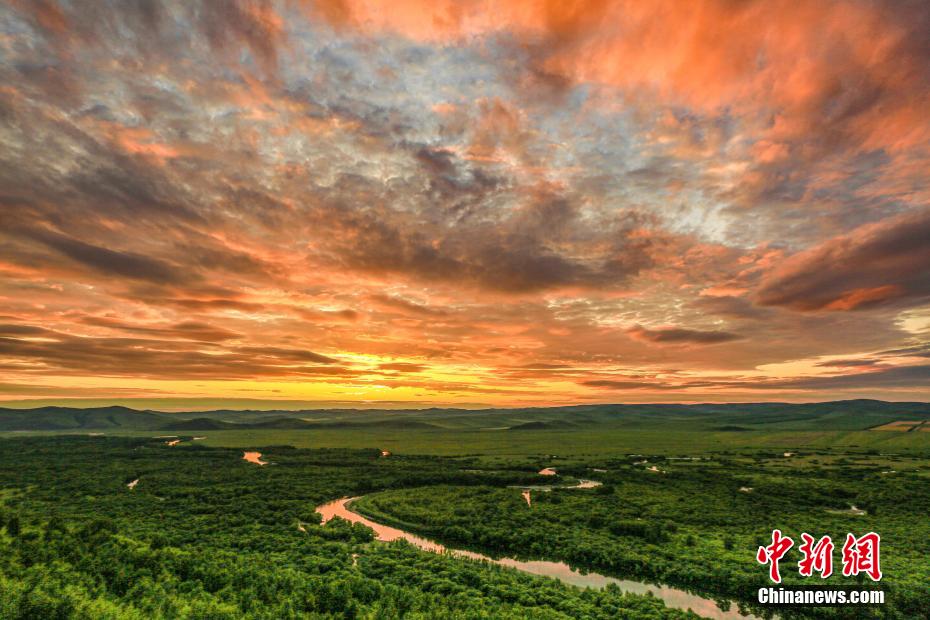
[627, 325, 744, 346]
[757, 209, 930, 311]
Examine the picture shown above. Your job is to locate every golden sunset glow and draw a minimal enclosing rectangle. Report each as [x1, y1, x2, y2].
[0, 1, 928, 409]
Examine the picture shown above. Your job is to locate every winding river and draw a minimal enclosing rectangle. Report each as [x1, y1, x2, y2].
[316, 495, 760, 620]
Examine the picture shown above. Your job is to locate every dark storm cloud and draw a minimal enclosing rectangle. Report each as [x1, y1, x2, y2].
[0, 324, 50, 336]
[327, 197, 661, 294]
[0, 330, 347, 380]
[756, 208, 930, 311]
[627, 325, 744, 345]
[0, 100, 204, 230]
[69, 162, 204, 224]
[21, 228, 192, 286]
[80, 317, 240, 342]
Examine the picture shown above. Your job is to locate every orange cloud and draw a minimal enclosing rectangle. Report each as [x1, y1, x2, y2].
[312, 0, 930, 153]
[0, 0, 927, 406]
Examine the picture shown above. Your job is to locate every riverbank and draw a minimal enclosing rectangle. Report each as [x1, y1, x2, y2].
[319, 495, 760, 620]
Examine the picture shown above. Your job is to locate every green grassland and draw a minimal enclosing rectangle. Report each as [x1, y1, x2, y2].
[188, 427, 930, 457]
[1, 401, 929, 618]
[3, 399, 930, 433]
[3, 399, 930, 459]
[11, 426, 930, 461]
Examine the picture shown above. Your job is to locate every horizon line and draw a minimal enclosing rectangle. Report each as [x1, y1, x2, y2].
[1, 397, 927, 414]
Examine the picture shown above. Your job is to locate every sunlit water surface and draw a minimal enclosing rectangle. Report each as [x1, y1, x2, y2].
[316, 497, 760, 620]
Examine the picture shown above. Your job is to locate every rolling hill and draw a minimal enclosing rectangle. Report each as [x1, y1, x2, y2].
[0, 399, 928, 432]
[0, 406, 168, 431]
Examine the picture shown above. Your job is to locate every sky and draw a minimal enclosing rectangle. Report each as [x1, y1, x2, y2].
[0, 0, 928, 410]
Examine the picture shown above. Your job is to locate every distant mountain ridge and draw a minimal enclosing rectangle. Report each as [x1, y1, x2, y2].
[0, 399, 929, 432]
[0, 406, 168, 431]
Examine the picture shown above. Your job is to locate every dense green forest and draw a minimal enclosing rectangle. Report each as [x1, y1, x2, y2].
[1, 417, 928, 618]
[354, 451, 930, 618]
[0, 436, 700, 619]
